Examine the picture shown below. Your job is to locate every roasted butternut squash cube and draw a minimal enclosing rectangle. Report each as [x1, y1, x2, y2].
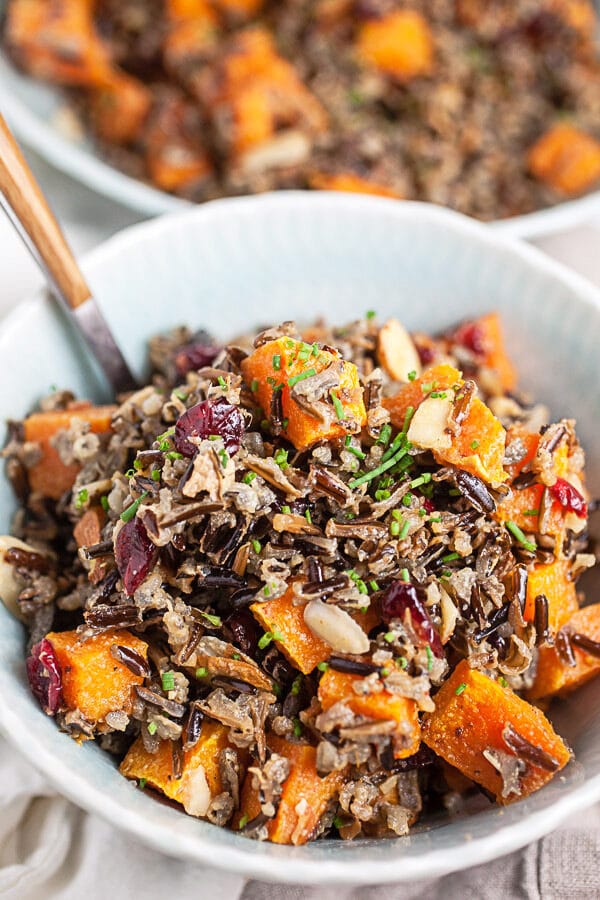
[318, 668, 420, 759]
[309, 171, 402, 199]
[250, 582, 330, 675]
[120, 720, 239, 817]
[23, 404, 115, 499]
[524, 559, 579, 633]
[241, 336, 366, 451]
[236, 735, 346, 844]
[46, 629, 148, 724]
[357, 11, 434, 81]
[422, 660, 570, 803]
[528, 124, 600, 196]
[528, 604, 600, 700]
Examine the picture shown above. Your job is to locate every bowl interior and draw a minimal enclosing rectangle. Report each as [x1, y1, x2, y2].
[1, 194, 600, 885]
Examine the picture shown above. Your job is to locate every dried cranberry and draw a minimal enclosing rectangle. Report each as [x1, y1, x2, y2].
[423, 498, 435, 513]
[26, 638, 62, 715]
[416, 342, 436, 366]
[223, 609, 261, 656]
[381, 581, 443, 656]
[549, 477, 587, 518]
[174, 342, 220, 378]
[452, 321, 487, 357]
[115, 518, 158, 596]
[174, 399, 245, 458]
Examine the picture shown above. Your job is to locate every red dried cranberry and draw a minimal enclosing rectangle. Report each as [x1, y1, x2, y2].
[26, 638, 62, 715]
[423, 498, 435, 513]
[174, 342, 220, 378]
[174, 399, 245, 457]
[223, 609, 261, 656]
[550, 477, 587, 518]
[452, 321, 487, 357]
[381, 581, 444, 657]
[416, 343, 436, 366]
[115, 518, 158, 596]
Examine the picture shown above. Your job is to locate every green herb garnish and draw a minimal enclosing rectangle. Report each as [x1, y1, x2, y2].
[120, 490, 149, 523]
[506, 520, 537, 553]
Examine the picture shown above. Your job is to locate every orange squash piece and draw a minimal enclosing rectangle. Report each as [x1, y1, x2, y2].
[383, 364, 507, 486]
[422, 660, 570, 803]
[357, 10, 434, 81]
[23, 404, 115, 499]
[250, 583, 330, 675]
[528, 604, 600, 701]
[144, 94, 214, 194]
[448, 313, 516, 393]
[523, 559, 578, 633]
[309, 171, 402, 199]
[89, 75, 152, 145]
[318, 668, 420, 759]
[236, 735, 346, 844]
[528, 124, 600, 196]
[120, 720, 238, 816]
[241, 337, 366, 451]
[46, 629, 148, 724]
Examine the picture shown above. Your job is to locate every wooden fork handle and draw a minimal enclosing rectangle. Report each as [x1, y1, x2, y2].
[0, 112, 91, 310]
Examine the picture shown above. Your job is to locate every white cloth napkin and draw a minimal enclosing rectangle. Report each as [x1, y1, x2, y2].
[1, 152, 600, 899]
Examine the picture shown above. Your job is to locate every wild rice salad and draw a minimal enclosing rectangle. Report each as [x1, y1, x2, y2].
[2, 311, 598, 844]
[4, 0, 600, 220]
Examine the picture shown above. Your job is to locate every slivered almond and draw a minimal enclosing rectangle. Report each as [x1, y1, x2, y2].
[407, 393, 454, 451]
[181, 764, 212, 817]
[304, 600, 370, 654]
[377, 319, 422, 383]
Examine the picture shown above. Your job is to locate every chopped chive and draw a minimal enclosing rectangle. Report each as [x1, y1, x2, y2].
[330, 390, 345, 421]
[252, 539, 261, 554]
[429, 514, 442, 523]
[333, 815, 345, 830]
[470, 439, 480, 450]
[311, 343, 319, 357]
[410, 472, 433, 489]
[408, 370, 417, 382]
[506, 520, 537, 553]
[282, 505, 291, 514]
[263, 585, 270, 597]
[426, 645, 434, 671]
[377, 423, 392, 447]
[134, 459, 143, 471]
[232, 653, 241, 660]
[147, 721, 157, 735]
[455, 682, 467, 696]
[259, 629, 283, 650]
[217, 376, 227, 388]
[390, 519, 401, 536]
[442, 552, 460, 563]
[174, 388, 187, 401]
[195, 667, 208, 678]
[375, 489, 391, 501]
[399, 519, 410, 540]
[288, 368, 316, 388]
[100, 495, 110, 512]
[305, 509, 312, 524]
[200, 611, 222, 627]
[401, 568, 410, 582]
[369, 580, 379, 592]
[161, 671, 175, 692]
[218, 449, 229, 468]
[418, 508, 427, 517]
[348, 445, 409, 489]
[151, 468, 161, 482]
[402, 493, 413, 507]
[75, 488, 89, 510]
[282, 417, 289, 429]
[397, 656, 408, 669]
[120, 490, 149, 523]
[243, 471, 257, 484]
[366, 310, 376, 320]
[138, 777, 147, 790]
[166, 451, 183, 461]
[359, 605, 368, 613]
[401, 405, 415, 437]
[250, 379, 259, 393]
[291, 674, 302, 696]
[384, 631, 395, 643]
[421, 382, 434, 394]
[317, 661, 329, 672]
[523, 509, 539, 516]
[499, 676, 508, 688]
[272, 354, 281, 370]
[380, 667, 390, 676]
[429, 391, 447, 399]
[274, 448, 289, 469]
[238, 814, 249, 830]
[293, 718, 302, 737]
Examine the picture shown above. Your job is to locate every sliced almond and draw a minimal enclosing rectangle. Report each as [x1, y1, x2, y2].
[304, 600, 370, 654]
[377, 319, 422, 383]
[407, 393, 454, 451]
[181, 764, 211, 817]
[0, 536, 41, 621]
